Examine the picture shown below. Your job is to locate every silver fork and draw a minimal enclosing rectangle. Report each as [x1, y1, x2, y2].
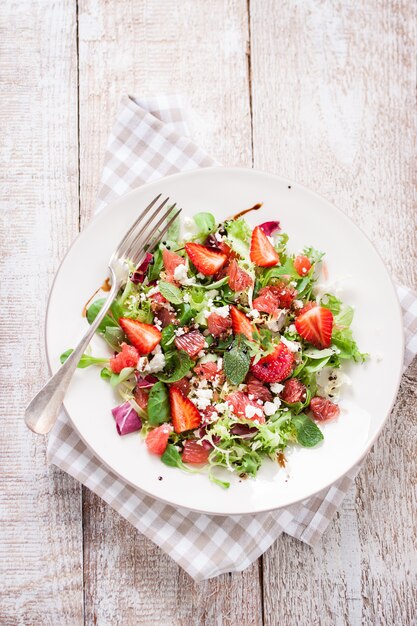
[25, 194, 181, 435]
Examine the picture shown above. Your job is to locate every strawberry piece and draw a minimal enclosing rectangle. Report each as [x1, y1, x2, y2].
[250, 342, 294, 382]
[109, 342, 139, 373]
[134, 386, 149, 410]
[119, 318, 161, 355]
[174, 330, 206, 358]
[169, 387, 202, 433]
[310, 396, 340, 421]
[146, 423, 173, 455]
[227, 259, 253, 292]
[225, 391, 265, 423]
[181, 440, 210, 465]
[207, 311, 232, 337]
[194, 361, 219, 381]
[295, 305, 333, 348]
[230, 305, 254, 341]
[245, 374, 273, 402]
[280, 378, 307, 404]
[170, 376, 191, 396]
[162, 248, 185, 283]
[250, 226, 280, 267]
[294, 255, 312, 276]
[296, 301, 316, 316]
[185, 242, 227, 276]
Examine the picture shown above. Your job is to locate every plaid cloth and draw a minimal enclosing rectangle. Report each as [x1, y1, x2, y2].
[47, 95, 417, 582]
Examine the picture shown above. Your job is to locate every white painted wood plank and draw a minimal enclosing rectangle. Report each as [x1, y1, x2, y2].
[77, 1, 262, 624]
[249, 1, 416, 624]
[0, 1, 83, 624]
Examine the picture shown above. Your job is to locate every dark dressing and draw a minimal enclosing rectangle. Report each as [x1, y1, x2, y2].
[82, 277, 111, 317]
[231, 202, 263, 220]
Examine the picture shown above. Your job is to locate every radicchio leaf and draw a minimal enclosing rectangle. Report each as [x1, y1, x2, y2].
[258, 221, 281, 236]
[135, 373, 158, 388]
[230, 423, 258, 438]
[131, 252, 153, 284]
[111, 401, 142, 435]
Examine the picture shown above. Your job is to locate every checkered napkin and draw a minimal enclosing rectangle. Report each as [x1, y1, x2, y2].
[47, 95, 417, 582]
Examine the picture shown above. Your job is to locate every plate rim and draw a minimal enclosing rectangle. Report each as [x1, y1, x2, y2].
[45, 166, 404, 515]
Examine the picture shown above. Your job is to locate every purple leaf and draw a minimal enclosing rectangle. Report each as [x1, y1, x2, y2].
[135, 373, 158, 388]
[230, 423, 258, 438]
[111, 401, 142, 435]
[258, 221, 281, 236]
[130, 252, 153, 284]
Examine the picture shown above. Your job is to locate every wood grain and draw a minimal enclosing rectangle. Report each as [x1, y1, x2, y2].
[249, 1, 417, 624]
[0, 1, 83, 624]
[77, 1, 261, 625]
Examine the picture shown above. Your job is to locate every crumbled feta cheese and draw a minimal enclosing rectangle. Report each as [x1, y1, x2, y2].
[270, 383, 284, 394]
[238, 384, 246, 391]
[194, 387, 213, 410]
[140, 292, 147, 302]
[145, 352, 166, 373]
[215, 232, 223, 242]
[288, 324, 297, 334]
[197, 272, 205, 279]
[183, 293, 190, 303]
[248, 394, 254, 400]
[197, 350, 205, 358]
[263, 401, 277, 416]
[281, 336, 301, 353]
[248, 309, 260, 319]
[174, 328, 185, 336]
[152, 345, 162, 355]
[215, 305, 230, 318]
[293, 299, 303, 309]
[147, 286, 159, 297]
[273, 396, 282, 408]
[207, 298, 214, 308]
[245, 405, 263, 419]
[206, 289, 219, 299]
[173, 263, 188, 282]
[215, 402, 228, 414]
[137, 357, 148, 372]
[217, 357, 223, 370]
[290, 280, 297, 287]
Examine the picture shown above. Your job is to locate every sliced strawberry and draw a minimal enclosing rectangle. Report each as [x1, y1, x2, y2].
[162, 248, 185, 283]
[230, 305, 254, 341]
[310, 396, 340, 421]
[194, 361, 219, 381]
[294, 255, 312, 276]
[296, 301, 317, 316]
[146, 423, 173, 455]
[185, 242, 227, 276]
[174, 330, 206, 358]
[181, 440, 211, 465]
[245, 374, 273, 402]
[227, 259, 253, 292]
[225, 391, 265, 423]
[295, 306, 333, 348]
[280, 378, 307, 404]
[207, 311, 232, 337]
[170, 376, 191, 396]
[252, 289, 281, 319]
[134, 386, 149, 410]
[250, 342, 294, 382]
[119, 318, 161, 355]
[169, 386, 202, 433]
[109, 342, 139, 373]
[250, 226, 280, 267]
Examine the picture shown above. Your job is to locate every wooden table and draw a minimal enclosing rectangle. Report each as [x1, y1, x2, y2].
[1, 1, 416, 624]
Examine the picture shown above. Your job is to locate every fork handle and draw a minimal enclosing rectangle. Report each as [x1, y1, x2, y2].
[25, 278, 121, 435]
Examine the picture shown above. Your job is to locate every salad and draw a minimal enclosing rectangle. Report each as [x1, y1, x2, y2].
[62, 209, 366, 488]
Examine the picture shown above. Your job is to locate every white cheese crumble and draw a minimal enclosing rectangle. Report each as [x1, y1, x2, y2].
[183, 293, 190, 303]
[263, 401, 277, 416]
[215, 305, 230, 318]
[281, 336, 301, 353]
[145, 352, 166, 374]
[248, 309, 260, 319]
[173, 263, 188, 283]
[293, 299, 303, 309]
[288, 324, 297, 334]
[270, 382, 284, 394]
[244, 405, 263, 419]
[174, 328, 185, 336]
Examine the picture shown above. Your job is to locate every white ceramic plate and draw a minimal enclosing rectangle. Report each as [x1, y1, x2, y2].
[46, 167, 403, 515]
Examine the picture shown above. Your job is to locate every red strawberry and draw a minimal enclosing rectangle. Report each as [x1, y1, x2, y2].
[230, 305, 254, 341]
[310, 396, 340, 421]
[109, 342, 139, 373]
[181, 440, 210, 465]
[250, 226, 280, 267]
[207, 312, 232, 337]
[280, 378, 307, 404]
[225, 391, 265, 423]
[162, 248, 185, 283]
[296, 301, 316, 316]
[119, 318, 161, 354]
[245, 374, 273, 403]
[185, 242, 227, 276]
[295, 306, 333, 348]
[134, 386, 149, 410]
[169, 386, 202, 433]
[146, 423, 173, 455]
[194, 361, 219, 381]
[227, 259, 253, 292]
[250, 342, 294, 382]
[170, 376, 191, 396]
[294, 255, 312, 276]
[174, 330, 206, 358]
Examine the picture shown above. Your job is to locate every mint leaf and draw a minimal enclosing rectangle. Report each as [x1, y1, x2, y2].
[224, 334, 251, 385]
[147, 382, 170, 425]
[292, 414, 324, 447]
[60, 349, 108, 369]
[87, 298, 119, 333]
[161, 444, 194, 472]
[161, 324, 176, 351]
[158, 281, 183, 305]
[157, 350, 192, 383]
